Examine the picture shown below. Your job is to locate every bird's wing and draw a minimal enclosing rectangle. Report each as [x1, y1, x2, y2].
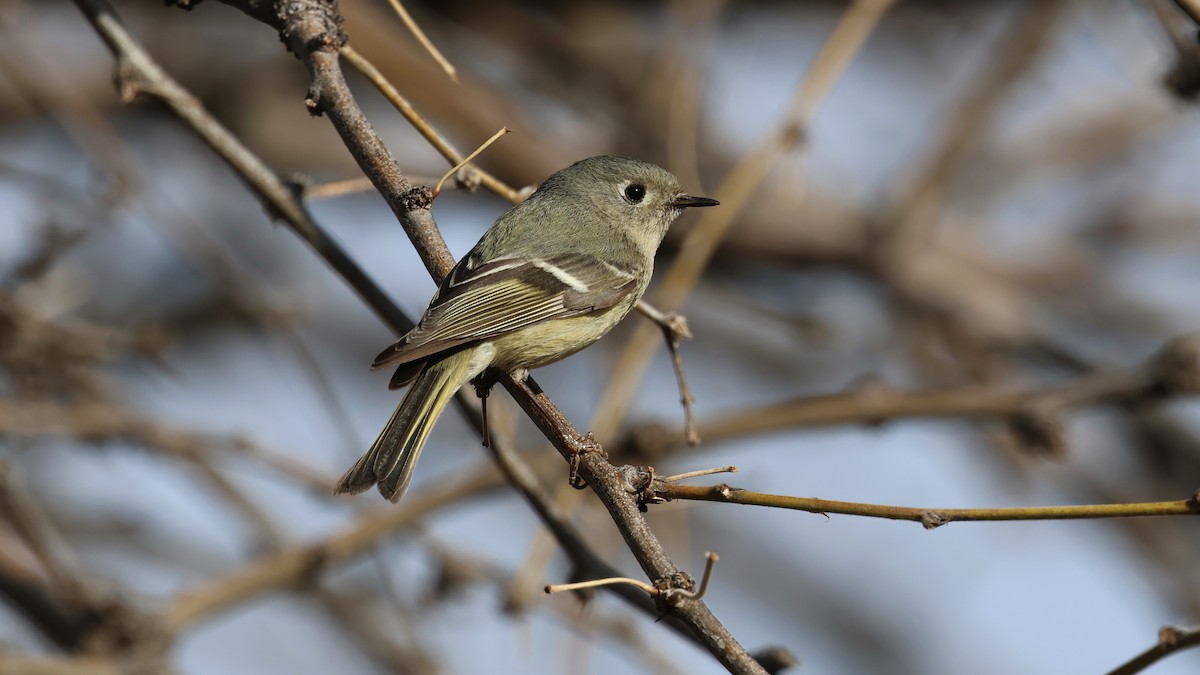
[372, 252, 639, 371]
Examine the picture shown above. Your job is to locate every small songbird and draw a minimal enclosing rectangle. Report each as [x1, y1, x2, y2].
[335, 155, 719, 502]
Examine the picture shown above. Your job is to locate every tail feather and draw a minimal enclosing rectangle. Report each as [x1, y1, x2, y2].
[334, 350, 475, 502]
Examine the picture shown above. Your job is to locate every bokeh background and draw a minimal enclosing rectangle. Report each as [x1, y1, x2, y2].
[3, 0, 1200, 673]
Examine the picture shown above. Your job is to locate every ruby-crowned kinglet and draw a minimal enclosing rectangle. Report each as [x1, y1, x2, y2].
[335, 155, 719, 502]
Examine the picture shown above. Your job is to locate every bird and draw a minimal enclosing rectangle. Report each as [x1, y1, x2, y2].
[334, 155, 719, 502]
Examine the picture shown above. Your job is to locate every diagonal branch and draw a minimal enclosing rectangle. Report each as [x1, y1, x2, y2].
[1107, 624, 1200, 675]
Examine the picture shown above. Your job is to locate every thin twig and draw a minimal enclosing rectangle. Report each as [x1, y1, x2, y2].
[545, 550, 719, 602]
[433, 126, 510, 197]
[305, 174, 447, 199]
[163, 467, 505, 632]
[339, 44, 522, 202]
[303, 175, 374, 199]
[635, 300, 699, 443]
[385, 0, 458, 83]
[662, 466, 737, 483]
[652, 481, 1200, 530]
[545, 576, 657, 596]
[629, 334, 1200, 459]
[0, 399, 335, 497]
[0, 463, 85, 590]
[421, 541, 691, 675]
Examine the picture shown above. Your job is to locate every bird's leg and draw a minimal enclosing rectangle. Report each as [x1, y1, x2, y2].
[473, 370, 500, 448]
[516, 374, 605, 489]
[564, 431, 603, 489]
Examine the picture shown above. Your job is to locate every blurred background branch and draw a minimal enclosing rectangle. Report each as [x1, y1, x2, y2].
[2, 0, 1200, 674]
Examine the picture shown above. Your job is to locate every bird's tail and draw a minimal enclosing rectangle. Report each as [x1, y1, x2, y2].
[334, 350, 474, 502]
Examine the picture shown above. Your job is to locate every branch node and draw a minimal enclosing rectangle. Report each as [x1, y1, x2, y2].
[845, 374, 890, 426]
[114, 57, 145, 104]
[920, 511, 948, 530]
[661, 311, 693, 341]
[654, 571, 695, 603]
[304, 84, 324, 116]
[278, 0, 347, 58]
[401, 185, 434, 212]
[626, 465, 663, 512]
[296, 546, 330, 586]
[662, 551, 719, 602]
[1159, 625, 1184, 648]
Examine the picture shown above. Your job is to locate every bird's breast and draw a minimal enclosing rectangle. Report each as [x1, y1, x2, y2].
[489, 302, 635, 373]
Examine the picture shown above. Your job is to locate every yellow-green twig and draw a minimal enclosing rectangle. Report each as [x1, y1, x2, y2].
[658, 483, 1200, 530]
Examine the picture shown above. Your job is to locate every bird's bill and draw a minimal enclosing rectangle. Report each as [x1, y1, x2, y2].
[668, 194, 720, 208]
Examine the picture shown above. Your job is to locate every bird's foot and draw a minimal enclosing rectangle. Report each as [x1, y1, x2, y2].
[565, 431, 604, 489]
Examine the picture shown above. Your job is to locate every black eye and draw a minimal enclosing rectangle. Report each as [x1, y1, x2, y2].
[624, 183, 646, 203]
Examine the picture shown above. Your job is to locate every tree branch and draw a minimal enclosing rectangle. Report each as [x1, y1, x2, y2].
[646, 478, 1200, 530]
[630, 334, 1200, 460]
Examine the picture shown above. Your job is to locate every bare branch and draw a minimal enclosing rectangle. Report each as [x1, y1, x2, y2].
[163, 468, 504, 633]
[648, 479, 1200, 530]
[1107, 625, 1200, 675]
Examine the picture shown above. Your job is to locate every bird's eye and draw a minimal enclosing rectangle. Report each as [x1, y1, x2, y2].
[623, 183, 646, 203]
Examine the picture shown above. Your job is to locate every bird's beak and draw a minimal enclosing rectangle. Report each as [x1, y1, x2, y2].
[668, 194, 720, 209]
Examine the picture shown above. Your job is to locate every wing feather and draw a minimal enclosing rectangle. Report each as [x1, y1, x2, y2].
[372, 253, 639, 370]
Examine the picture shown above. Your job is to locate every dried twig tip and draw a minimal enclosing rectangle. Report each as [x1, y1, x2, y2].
[662, 466, 738, 483]
[432, 127, 510, 198]
[543, 576, 657, 596]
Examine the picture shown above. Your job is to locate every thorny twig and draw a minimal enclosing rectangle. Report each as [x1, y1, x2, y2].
[636, 300, 700, 444]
